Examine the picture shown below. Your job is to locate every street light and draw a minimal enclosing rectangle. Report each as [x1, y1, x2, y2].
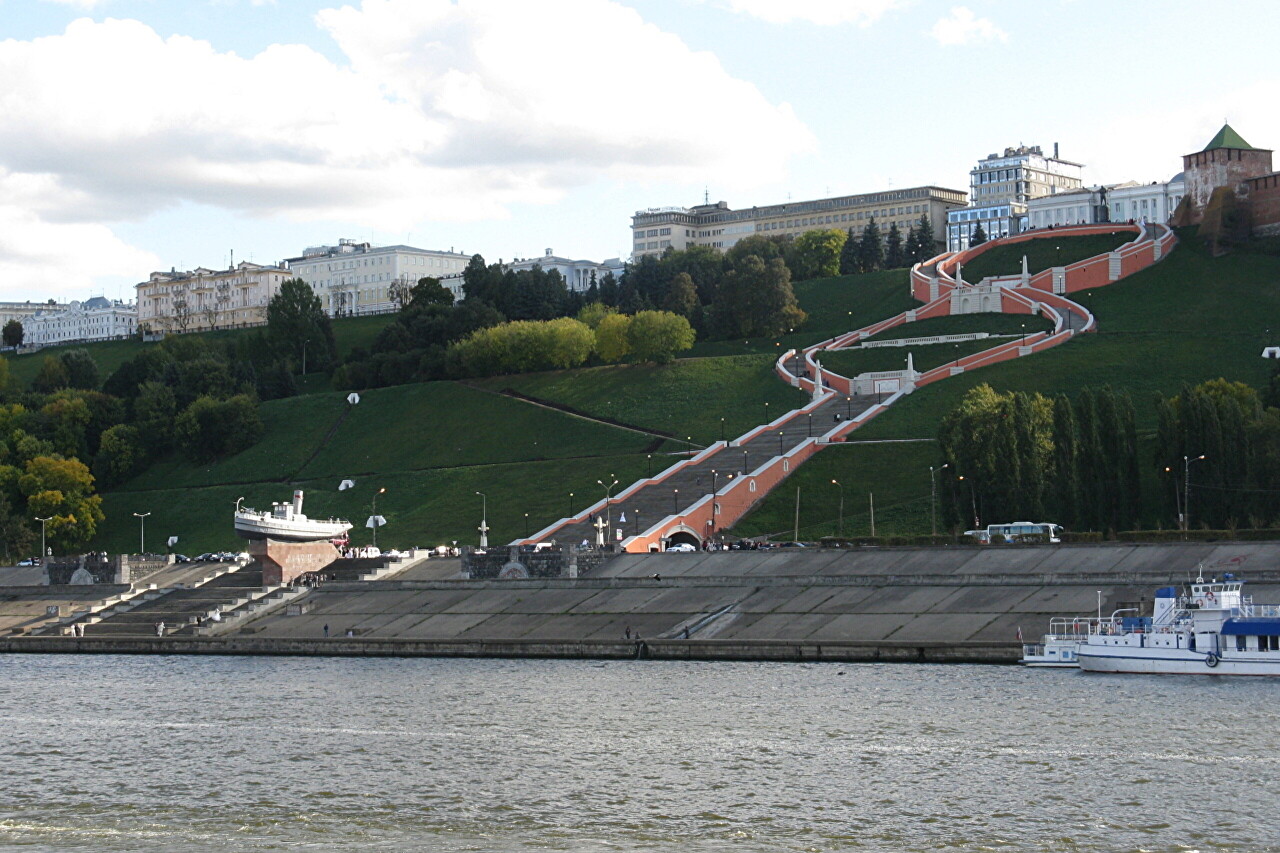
[371, 487, 386, 549]
[524, 512, 530, 537]
[35, 516, 52, 560]
[807, 412, 813, 437]
[598, 477, 619, 530]
[958, 474, 978, 529]
[929, 464, 949, 537]
[764, 401, 770, 424]
[672, 488, 679, 514]
[132, 511, 151, 555]
[710, 469, 719, 496]
[778, 430, 785, 456]
[1021, 322, 1027, 348]
[646, 454, 652, 478]
[1184, 454, 1206, 531]
[568, 492, 574, 519]
[742, 448, 749, 473]
[1164, 466, 1181, 529]
[720, 417, 726, 442]
[476, 491, 488, 547]
[845, 395, 852, 418]
[832, 479, 844, 537]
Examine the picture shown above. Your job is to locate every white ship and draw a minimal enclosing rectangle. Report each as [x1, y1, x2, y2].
[233, 490, 352, 543]
[1020, 617, 1098, 667]
[1078, 575, 1280, 676]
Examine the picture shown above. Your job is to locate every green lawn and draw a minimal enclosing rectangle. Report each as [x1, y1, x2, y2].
[96, 451, 664, 554]
[475, 355, 810, 446]
[863, 312, 1055, 341]
[962, 231, 1134, 282]
[297, 382, 665, 479]
[730, 229, 1280, 537]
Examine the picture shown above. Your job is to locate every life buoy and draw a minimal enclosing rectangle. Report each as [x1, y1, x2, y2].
[1205, 652, 1220, 668]
[1205, 591, 1216, 602]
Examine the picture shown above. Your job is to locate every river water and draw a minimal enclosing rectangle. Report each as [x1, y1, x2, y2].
[0, 655, 1275, 852]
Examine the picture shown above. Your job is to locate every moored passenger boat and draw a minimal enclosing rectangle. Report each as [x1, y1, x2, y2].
[1020, 617, 1098, 667]
[1078, 576, 1280, 676]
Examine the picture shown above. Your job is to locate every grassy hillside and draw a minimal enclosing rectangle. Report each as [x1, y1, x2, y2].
[962, 231, 1133, 282]
[730, 230, 1280, 537]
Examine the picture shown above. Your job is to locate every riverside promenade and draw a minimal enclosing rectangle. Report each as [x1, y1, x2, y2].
[5, 541, 1278, 662]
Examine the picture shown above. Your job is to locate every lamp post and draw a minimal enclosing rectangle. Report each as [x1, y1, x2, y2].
[598, 477, 619, 530]
[301, 338, 309, 376]
[710, 469, 719, 496]
[35, 516, 52, 560]
[807, 412, 813, 437]
[672, 488, 679, 514]
[132, 511, 150, 555]
[646, 454, 652, 478]
[778, 430, 785, 456]
[371, 487, 386, 549]
[742, 448, 749, 473]
[1164, 466, 1181, 529]
[634, 510, 640, 536]
[958, 474, 978, 529]
[1184, 454, 1206, 531]
[720, 417, 726, 442]
[929, 463, 949, 537]
[568, 492, 574, 519]
[476, 491, 488, 548]
[524, 512, 530, 537]
[764, 401, 770, 424]
[953, 343, 960, 371]
[832, 479, 844, 537]
[1021, 322, 1027, 348]
[845, 395, 852, 418]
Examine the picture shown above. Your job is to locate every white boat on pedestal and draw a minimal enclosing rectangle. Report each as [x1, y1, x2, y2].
[233, 490, 352, 543]
[1078, 575, 1280, 676]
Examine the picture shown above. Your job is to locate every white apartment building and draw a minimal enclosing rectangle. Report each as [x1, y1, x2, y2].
[0, 301, 67, 338]
[1026, 185, 1120, 230]
[948, 144, 1085, 251]
[1108, 174, 1186, 225]
[632, 186, 966, 260]
[285, 239, 471, 317]
[25, 296, 136, 346]
[136, 261, 291, 335]
[507, 250, 623, 293]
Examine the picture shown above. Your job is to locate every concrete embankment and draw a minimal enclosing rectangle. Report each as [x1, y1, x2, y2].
[5, 542, 1278, 662]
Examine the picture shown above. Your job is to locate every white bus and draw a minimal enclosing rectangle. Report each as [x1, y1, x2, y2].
[964, 522, 1062, 544]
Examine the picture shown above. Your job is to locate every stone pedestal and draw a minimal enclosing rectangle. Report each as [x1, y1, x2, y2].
[251, 538, 340, 587]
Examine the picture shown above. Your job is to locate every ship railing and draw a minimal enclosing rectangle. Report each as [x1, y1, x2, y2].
[1240, 602, 1280, 618]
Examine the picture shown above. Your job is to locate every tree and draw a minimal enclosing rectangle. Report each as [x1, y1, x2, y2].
[857, 218, 884, 273]
[410, 277, 454, 308]
[662, 272, 699, 320]
[267, 278, 336, 372]
[31, 356, 69, 393]
[171, 281, 194, 333]
[577, 302, 615, 330]
[17, 455, 104, 551]
[2, 320, 22, 349]
[885, 222, 905, 269]
[0, 494, 34, 562]
[913, 214, 936, 263]
[595, 313, 632, 363]
[787, 229, 846, 281]
[1050, 394, 1079, 523]
[904, 226, 920, 267]
[93, 424, 146, 488]
[969, 223, 988, 248]
[60, 349, 100, 390]
[174, 394, 264, 463]
[712, 255, 807, 339]
[839, 228, 859, 276]
[628, 311, 695, 364]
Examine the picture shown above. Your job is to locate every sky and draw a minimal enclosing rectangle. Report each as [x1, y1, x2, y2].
[2, 0, 1278, 304]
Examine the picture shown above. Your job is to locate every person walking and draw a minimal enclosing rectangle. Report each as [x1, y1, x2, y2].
[323, 623, 329, 638]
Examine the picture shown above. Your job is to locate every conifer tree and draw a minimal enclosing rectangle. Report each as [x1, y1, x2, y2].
[885, 223, 904, 269]
[839, 227, 859, 275]
[1050, 394, 1080, 525]
[969, 223, 988, 248]
[904, 226, 919, 266]
[914, 214, 935, 261]
[858, 218, 884, 273]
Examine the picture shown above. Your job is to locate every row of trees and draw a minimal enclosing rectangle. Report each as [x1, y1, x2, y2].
[1154, 379, 1280, 529]
[937, 384, 1142, 533]
[839, 214, 938, 275]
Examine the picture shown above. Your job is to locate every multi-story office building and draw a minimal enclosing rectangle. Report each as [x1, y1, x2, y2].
[25, 296, 136, 346]
[136, 261, 291, 335]
[948, 144, 1085, 251]
[285, 239, 471, 317]
[631, 186, 966, 260]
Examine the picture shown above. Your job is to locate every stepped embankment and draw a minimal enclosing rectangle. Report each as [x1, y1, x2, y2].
[4, 541, 1277, 663]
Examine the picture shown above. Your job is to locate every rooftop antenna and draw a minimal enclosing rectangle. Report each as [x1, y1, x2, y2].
[704, 185, 709, 205]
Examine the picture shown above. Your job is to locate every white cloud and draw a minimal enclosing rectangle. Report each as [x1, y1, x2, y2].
[0, 2, 812, 291]
[0, 172, 160, 299]
[706, 0, 904, 26]
[929, 6, 1008, 45]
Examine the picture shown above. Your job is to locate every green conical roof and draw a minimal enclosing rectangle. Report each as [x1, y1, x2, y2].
[1202, 123, 1254, 152]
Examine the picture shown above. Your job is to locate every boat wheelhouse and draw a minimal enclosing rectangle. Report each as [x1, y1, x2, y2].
[233, 490, 352, 543]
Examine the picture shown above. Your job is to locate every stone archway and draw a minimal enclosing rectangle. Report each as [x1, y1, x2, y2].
[665, 525, 702, 550]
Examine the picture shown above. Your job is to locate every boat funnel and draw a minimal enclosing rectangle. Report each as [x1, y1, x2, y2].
[1153, 586, 1178, 625]
[293, 490, 304, 516]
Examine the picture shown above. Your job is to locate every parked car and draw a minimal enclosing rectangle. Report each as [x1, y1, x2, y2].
[665, 542, 697, 552]
[17, 557, 40, 567]
[173, 554, 191, 563]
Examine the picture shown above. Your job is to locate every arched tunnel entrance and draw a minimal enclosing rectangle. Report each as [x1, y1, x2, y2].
[664, 528, 702, 550]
